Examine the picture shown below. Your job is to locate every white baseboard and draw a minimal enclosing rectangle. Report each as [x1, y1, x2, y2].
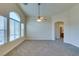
[25, 38, 52, 40]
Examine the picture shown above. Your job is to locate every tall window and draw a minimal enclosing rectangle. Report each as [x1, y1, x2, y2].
[14, 21, 20, 39]
[21, 23, 24, 37]
[10, 12, 21, 41]
[0, 16, 7, 45]
[10, 19, 15, 41]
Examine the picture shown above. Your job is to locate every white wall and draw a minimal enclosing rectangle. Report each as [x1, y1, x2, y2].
[52, 11, 70, 41]
[26, 9, 71, 41]
[26, 16, 52, 40]
[64, 4, 79, 47]
[26, 4, 79, 47]
[52, 4, 79, 47]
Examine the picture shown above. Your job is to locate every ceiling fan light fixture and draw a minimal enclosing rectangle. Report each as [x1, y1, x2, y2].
[37, 3, 47, 22]
[37, 19, 42, 22]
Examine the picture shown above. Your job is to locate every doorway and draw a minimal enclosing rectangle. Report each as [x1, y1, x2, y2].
[55, 21, 64, 41]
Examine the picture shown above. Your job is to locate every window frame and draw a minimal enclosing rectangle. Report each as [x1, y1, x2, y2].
[0, 16, 7, 45]
[21, 23, 24, 37]
[0, 11, 25, 45]
[9, 11, 24, 42]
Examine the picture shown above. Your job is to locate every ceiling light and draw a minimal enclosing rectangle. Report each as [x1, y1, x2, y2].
[37, 3, 47, 22]
[37, 19, 42, 22]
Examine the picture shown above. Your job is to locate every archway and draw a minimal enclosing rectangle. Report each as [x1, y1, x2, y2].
[55, 21, 64, 41]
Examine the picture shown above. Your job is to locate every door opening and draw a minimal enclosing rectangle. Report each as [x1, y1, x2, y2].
[55, 21, 64, 41]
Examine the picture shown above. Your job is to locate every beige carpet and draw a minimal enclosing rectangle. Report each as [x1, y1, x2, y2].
[6, 40, 79, 56]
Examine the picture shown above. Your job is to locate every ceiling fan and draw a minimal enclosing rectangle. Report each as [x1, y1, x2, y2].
[37, 3, 47, 22]
[23, 3, 47, 22]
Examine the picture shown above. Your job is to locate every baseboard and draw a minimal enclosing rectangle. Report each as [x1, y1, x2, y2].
[25, 38, 52, 40]
[64, 41, 79, 48]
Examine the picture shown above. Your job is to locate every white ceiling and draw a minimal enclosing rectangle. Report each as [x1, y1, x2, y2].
[19, 3, 76, 17]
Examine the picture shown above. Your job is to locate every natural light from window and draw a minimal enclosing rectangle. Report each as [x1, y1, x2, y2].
[10, 12, 21, 41]
[0, 16, 7, 45]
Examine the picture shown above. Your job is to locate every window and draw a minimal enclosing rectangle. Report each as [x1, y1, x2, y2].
[0, 12, 24, 45]
[10, 12, 20, 21]
[10, 19, 15, 41]
[14, 21, 20, 39]
[0, 16, 7, 45]
[21, 23, 24, 37]
[10, 12, 21, 41]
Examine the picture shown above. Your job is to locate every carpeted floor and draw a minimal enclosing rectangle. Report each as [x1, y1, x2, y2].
[6, 40, 79, 56]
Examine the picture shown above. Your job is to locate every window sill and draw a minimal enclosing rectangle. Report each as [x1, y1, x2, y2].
[0, 37, 25, 56]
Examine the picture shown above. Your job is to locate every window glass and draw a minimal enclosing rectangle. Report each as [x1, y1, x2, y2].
[10, 12, 20, 21]
[0, 16, 7, 45]
[10, 19, 15, 41]
[14, 21, 20, 39]
[10, 12, 21, 41]
[21, 23, 24, 37]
